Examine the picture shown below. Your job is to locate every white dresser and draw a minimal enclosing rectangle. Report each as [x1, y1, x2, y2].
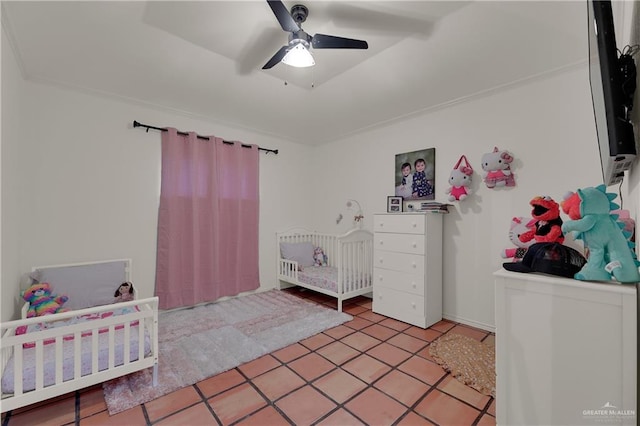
[372, 213, 443, 328]
[494, 269, 637, 426]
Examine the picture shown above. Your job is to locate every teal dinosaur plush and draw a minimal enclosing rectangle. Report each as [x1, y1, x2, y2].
[561, 185, 640, 283]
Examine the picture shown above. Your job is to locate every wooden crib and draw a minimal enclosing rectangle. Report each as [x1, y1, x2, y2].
[276, 228, 373, 312]
[1, 259, 159, 413]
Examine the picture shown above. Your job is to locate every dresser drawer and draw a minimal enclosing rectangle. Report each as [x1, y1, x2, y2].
[373, 267, 424, 296]
[374, 214, 425, 234]
[373, 250, 425, 275]
[374, 233, 425, 255]
[373, 287, 426, 320]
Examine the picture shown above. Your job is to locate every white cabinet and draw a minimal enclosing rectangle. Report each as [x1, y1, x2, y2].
[494, 269, 637, 426]
[372, 213, 443, 328]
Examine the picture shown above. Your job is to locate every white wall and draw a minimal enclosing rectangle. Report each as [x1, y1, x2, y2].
[311, 66, 602, 330]
[2, 23, 30, 320]
[0, 35, 314, 321]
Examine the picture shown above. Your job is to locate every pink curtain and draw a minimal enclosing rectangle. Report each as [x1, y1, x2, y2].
[155, 128, 260, 310]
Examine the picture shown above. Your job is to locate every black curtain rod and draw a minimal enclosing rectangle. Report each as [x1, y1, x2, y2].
[132, 120, 279, 155]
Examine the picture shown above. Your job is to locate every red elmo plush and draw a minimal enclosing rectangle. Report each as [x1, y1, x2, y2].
[519, 196, 565, 244]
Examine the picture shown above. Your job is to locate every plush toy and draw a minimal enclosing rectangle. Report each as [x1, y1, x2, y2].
[22, 282, 70, 318]
[481, 147, 516, 188]
[501, 216, 536, 262]
[561, 185, 640, 283]
[519, 196, 565, 245]
[114, 281, 134, 302]
[313, 247, 327, 267]
[446, 155, 473, 201]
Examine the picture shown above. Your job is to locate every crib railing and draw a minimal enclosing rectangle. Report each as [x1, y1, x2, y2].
[276, 230, 340, 268]
[337, 231, 373, 294]
[1, 297, 158, 413]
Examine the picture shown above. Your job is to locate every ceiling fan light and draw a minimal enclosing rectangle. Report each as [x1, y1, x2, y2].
[282, 43, 315, 68]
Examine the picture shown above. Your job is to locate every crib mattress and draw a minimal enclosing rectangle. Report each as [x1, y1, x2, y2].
[298, 266, 371, 293]
[1, 309, 151, 394]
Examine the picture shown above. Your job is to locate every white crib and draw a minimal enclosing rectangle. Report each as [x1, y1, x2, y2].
[276, 228, 373, 312]
[0, 260, 159, 413]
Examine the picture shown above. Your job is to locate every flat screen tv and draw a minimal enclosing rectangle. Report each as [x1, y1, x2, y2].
[587, 0, 636, 186]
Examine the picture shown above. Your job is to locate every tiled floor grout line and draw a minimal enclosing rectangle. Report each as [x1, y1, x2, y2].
[233, 361, 295, 426]
[73, 390, 80, 426]
[471, 400, 494, 426]
[140, 400, 152, 426]
[193, 381, 231, 426]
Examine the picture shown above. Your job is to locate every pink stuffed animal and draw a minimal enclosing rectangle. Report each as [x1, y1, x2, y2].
[501, 217, 536, 262]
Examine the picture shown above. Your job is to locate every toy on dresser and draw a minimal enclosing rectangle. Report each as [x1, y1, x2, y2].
[561, 185, 640, 283]
[518, 196, 564, 245]
[501, 216, 536, 262]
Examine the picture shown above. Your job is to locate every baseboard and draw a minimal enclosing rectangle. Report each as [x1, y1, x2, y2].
[443, 313, 495, 333]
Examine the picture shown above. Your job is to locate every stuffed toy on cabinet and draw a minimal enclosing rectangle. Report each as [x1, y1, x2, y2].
[519, 196, 564, 245]
[501, 216, 536, 262]
[561, 185, 640, 283]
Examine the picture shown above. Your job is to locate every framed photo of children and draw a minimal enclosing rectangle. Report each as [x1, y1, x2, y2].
[387, 196, 403, 212]
[395, 148, 435, 200]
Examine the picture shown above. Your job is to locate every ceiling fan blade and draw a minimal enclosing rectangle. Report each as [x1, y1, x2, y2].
[311, 33, 368, 49]
[262, 45, 289, 69]
[267, 0, 300, 33]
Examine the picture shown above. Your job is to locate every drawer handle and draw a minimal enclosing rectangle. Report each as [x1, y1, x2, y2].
[379, 240, 384, 245]
[412, 242, 417, 248]
[412, 282, 416, 288]
[412, 262, 416, 268]
[378, 275, 383, 282]
[379, 258, 384, 264]
[412, 223, 417, 228]
[411, 302, 416, 309]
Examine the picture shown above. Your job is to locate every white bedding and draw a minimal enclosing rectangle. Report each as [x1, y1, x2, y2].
[1, 307, 151, 394]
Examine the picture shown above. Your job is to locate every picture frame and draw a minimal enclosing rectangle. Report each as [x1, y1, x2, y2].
[395, 148, 436, 200]
[387, 196, 403, 213]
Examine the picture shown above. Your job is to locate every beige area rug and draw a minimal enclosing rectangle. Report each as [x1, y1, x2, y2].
[429, 333, 496, 397]
[102, 290, 352, 415]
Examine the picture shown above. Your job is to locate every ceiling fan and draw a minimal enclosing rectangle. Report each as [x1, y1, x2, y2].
[262, 0, 369, 69]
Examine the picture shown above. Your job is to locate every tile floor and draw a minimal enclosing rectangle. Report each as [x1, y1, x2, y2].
[1, 289, 496, 426]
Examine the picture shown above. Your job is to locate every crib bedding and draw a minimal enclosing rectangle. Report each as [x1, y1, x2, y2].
[2, 307, 151, 394]
[298, 266, 371, 292]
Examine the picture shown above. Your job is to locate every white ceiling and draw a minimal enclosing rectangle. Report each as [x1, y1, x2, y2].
[2, 1, 588, 145]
